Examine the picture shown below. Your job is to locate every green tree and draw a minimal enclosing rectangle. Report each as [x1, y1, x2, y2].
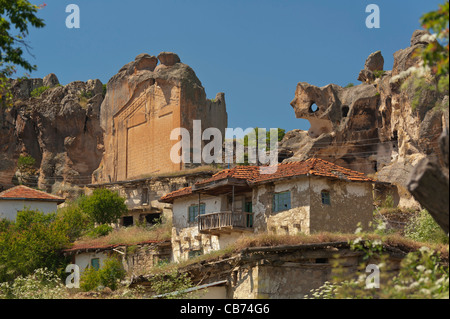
[0, 0, 45, 72]
[1, 1, 45, 106]
[0, 209, 70, 282]
[79, 188, 128, 225]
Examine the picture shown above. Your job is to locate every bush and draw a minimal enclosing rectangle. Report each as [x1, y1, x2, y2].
[30, 86, 49, 98]
[87, 224, 113, 238]
[56, 199, 91, 241]
[404, 209, 449, 244]
[307, 241, 449, 299]
[79, 189, 128, 225]
[80, 257, 126, 291]
[17, 155, 36, 173]
[80, 266, 101, 292]
[98, 257, 126, 291]
[0, 209, 71, 282]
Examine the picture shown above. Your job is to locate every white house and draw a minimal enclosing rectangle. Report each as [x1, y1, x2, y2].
[160, 158, 376, 262]
[0, 185, 65, 220]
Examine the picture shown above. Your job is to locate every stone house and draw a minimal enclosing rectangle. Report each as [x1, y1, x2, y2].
[159, 158, 376, 262]
[0, 185, 65, 221]
[87, 169, 218, 227]
[63, 240, 171, 275]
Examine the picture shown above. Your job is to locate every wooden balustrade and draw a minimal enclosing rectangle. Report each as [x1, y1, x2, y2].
[198, 211, 253, 234]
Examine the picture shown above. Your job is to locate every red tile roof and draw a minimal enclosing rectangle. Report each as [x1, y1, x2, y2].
[0, 185, 65, 203]
[159, 158, 375, 203]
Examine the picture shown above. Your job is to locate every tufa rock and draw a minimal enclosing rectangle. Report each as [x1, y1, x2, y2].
[43, 73, 60, 88]
[282, 29, 447, 207]
[157, 52, 181, 66]
[364, 50, 384, 72]
[410, 29, 432, 46]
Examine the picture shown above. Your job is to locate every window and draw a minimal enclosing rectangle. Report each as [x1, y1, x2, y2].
[188, 204, 205, 222]
[123, 216, 133, 227]
[321, 190, 331, 205]
[273, 191, 291, 212]
[142, 188, 149, 205]
[91, 258, 100, 270]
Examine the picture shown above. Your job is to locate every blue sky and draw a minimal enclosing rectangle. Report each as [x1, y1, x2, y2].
[18, 0, 443, 133]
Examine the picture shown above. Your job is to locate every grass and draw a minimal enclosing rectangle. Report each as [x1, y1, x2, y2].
[145, 231, 449, 277]
[136, 165, 221, 180]
[72, 221, 172, 248]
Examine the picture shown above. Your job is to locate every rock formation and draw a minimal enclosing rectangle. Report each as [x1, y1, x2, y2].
[281, 30, 448, 206]
[92, 52, 227, 184]
[0, 75, 104, 196]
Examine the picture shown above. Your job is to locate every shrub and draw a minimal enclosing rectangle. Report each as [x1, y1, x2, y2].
[404, 209, 449, 244]
[17, 155, 36, 173]
[0, 209, 71, 282]
[80, 257, 126, 291]
[149, 270, 193, 298]
[98, 257, 126, 291]
[87, 224, 113, 238]
[30, 86, 49, 98]
[79, 189, 128, 225]
[344, 83, 354, 88]
[80, 266, 101, 292]
[307, 242, 449, 299]
[56, 199, 91, 241]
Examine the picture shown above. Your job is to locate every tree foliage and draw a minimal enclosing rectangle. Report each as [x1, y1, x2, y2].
[79, 188, 128, 225]
[0, 209, 70, 282]
[0, 0, 45, 72]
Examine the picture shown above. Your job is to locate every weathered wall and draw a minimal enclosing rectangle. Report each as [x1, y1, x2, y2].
[0, 200, 58, 221]
[253, 178, 311, 234]
[87, 171, 215, 226]
[309, 178, 374, 233]
[171, 195, 230, 262]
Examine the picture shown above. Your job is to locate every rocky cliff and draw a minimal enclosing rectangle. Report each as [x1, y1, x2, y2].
[0, 52, 228, 195]
[281, 30, 448, 206]
[92, 52, 227, 183]
[0, 74, 104, 197]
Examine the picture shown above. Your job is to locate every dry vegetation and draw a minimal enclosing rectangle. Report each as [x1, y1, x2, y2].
[71, 221, 172, 248]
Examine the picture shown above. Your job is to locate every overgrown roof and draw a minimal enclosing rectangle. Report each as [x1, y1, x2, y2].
[159, 158, 376, 203]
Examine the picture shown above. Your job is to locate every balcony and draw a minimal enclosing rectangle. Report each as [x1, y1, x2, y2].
[198, 211, 254, 235]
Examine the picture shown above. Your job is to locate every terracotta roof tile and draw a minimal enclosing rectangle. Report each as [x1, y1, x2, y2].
[158, 158, 375, 203]
[0, 185, 65, 203]
[159, 186, 193, 203]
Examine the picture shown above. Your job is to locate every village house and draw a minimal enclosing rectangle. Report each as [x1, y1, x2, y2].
[159, 158, 376, 262]
[87, 168, 219, 227]
[0, 185, 65, 221]
[63, 240, 172, 275]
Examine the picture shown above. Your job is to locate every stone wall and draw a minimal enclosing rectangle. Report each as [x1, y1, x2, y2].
[309, 178, 374, 233]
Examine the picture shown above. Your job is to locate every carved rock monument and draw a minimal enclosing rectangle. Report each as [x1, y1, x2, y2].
[93, 52, 228, 183]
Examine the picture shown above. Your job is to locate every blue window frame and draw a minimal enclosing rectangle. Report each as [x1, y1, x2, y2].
[188, 204, 206, 222]
[91, 258, 100, 270]
[321, 190, 331, 205]
[273, 191, 291, 212]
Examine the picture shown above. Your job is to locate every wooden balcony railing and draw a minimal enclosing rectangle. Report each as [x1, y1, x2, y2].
[198, 211, 253, 234]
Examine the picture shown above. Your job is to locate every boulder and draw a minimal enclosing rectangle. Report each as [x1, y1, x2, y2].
[364, 50, 384, 72]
